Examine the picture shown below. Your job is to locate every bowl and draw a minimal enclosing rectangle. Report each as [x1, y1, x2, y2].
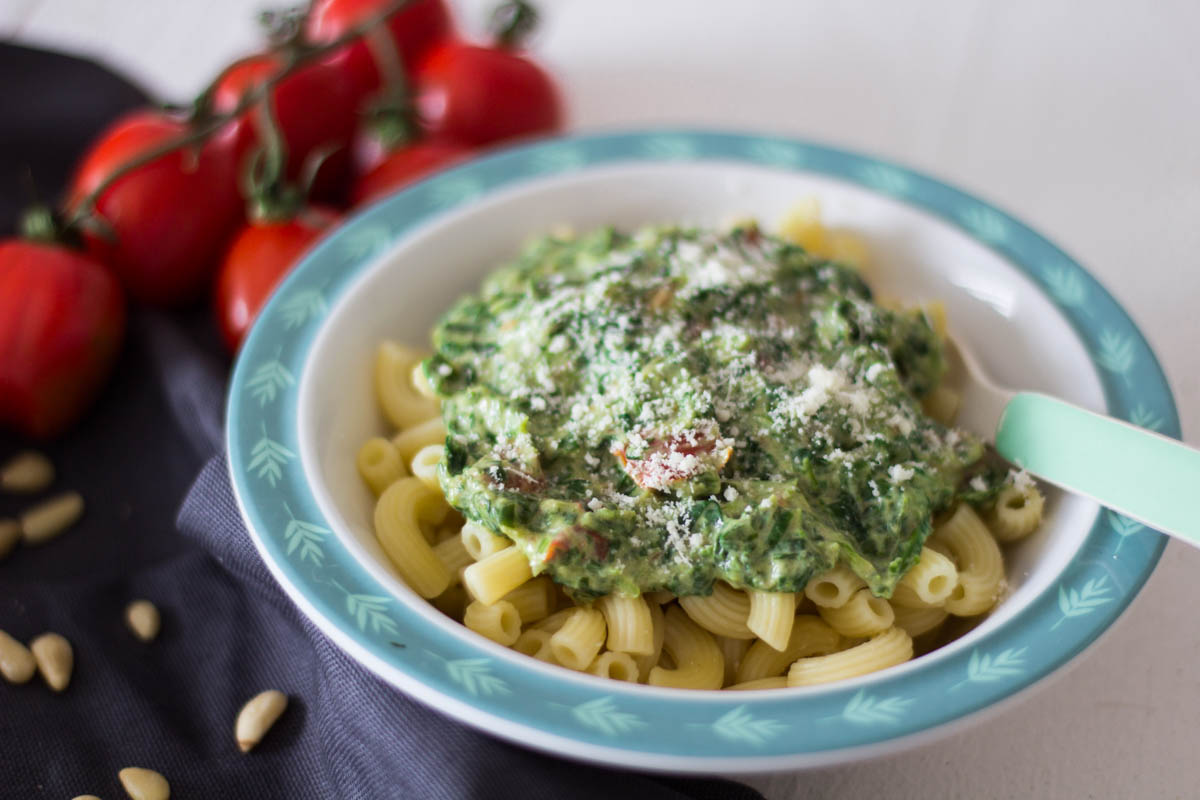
[226, 130, 1176, 772]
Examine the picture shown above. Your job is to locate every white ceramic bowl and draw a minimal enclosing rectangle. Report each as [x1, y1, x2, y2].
[227, 131, 1174, 772]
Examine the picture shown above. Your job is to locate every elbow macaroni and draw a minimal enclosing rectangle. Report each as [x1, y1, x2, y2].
[362, 328, 1042, 690]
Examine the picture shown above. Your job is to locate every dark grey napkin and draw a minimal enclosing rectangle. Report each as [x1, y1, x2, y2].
[0, 44, 764, 800]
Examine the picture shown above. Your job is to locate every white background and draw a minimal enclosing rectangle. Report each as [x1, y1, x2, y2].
[4, 1, 1198, 797]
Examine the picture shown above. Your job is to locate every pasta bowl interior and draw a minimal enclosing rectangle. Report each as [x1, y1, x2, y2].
[227, 131, 1174, 772]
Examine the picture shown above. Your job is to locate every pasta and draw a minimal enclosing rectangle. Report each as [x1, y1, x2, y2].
[512, 628, 556, 663]
[587, 651, 639, 683]
[393, 416, 447, 464]
[462, 546, 534, 606]
[677, 583, 754, 640]
[988, 483, 1045, 542]
[500, 576, 556, 624]
[374, 478, 450, 599]
[890, 547, 959, 608]
[375, 342, 439, 429]
[804, 564, 866, 609]
[817, 588, 895, 639]
[463, 600, 521, 646]
[647, 607, 724, 690]
[410, 444, 444, 491]
[550, 608, 607, 670]
[787, 628, 914, 687]
[356, 437, 407, 495]
[632, 600, 666, 682]
[746, 590, 797, 652]
[358, 206, 1047, 692]
[736, 616, 841, 684]
[461, 522, 511, 561]
[891, 605, 949, 639]
[933, 505, 1006, 616]
[596, 594, 655, 656]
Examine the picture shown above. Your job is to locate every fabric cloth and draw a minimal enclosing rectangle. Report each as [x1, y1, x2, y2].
[0, 45, 764, 799]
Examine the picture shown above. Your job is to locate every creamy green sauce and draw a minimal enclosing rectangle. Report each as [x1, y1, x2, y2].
[426, 225, 1004, 601]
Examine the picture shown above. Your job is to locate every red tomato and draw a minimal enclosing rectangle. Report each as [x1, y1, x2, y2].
[0, 241, 126, 438]
[305, 0, 453, 104]
[415, 40, 561, 146]
[212, 54, 359, 203]
[351, 139, 472, 206]
[66, 110, 242, 306]
[214, 208, 340, 352]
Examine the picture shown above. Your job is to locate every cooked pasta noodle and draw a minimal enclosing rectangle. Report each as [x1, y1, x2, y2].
[716, 636, 752, 687]
[933, 505, 1005, 616]
[746, 590, 796, 652]
[804, 564, 866, 609]
[512, 628, 557, 663]
[500, 576, 556, 624]
[587, 651, 639, 683]
[988, 484, 1045, 542]
[818, 588, 895, 638]
[736, 616, 841, 684]
[374, 478, 450, 598]
[787, 627, 913, 687]
[648, 606, 724, 690]
[464, 600, 521, 645]
[462, 546, 534, 606]
[393, 416, 447, 463]
[375, 342, 439, 429]
[356, 437, 406, 495]
[550, 608, 607, 670]
[891, 604, 949, 638]
[410, 444, 443, 491]
[461, 522, 511, 561]
[890, 547, 958, 608]
[596, 593, 655, 656]
[678, 583, 754, 640]
[633, 600, 666, 682]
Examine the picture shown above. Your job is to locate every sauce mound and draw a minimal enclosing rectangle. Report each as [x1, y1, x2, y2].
[427, 225, 996, 600]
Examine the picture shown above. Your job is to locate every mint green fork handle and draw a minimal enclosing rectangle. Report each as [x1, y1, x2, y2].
[996, 392, 1198, 544]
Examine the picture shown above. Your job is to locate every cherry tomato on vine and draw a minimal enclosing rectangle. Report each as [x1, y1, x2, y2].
[351, 139, 472, 206]
[66, 110, 242, 306]
[213, 208, 340, 352]
[0, 240, 126, 438]
[212, 54, 360, 204]
[305, 0, 453, 105]
[414, 38, 561, 146]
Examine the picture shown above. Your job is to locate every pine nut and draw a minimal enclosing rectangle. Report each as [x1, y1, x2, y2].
[118, 767, 170, 800]
[235, 689, 288, 752]
[20, 491, 84, 545]
[0, 518, 19, 561]
[30, 632, 73, 691]
[125, 600, 161, 643]
[71, 795, 103, 800]
[0, 629, 36, 684]
[0, 450, 55, 493]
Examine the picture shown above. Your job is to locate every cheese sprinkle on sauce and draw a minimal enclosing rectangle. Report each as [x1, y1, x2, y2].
[427, 225, 1004, 600]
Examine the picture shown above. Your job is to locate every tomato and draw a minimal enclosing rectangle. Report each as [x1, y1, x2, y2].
[214, 208, 340, 352]
[66, 110, 242, 306]
[0, 240, 126, 438]
[415, 40, 561, 146]
[212, 54, 359, 204]
[305, 0, 453, 105]
[351, 139, 472, 206]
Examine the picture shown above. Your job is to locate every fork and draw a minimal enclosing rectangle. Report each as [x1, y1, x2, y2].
[945, 335, 1200, 545]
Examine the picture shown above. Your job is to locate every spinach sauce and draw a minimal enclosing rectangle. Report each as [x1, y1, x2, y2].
[426, 225, 1000, 601]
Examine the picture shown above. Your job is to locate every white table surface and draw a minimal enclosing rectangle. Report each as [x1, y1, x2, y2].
[4, 1, 1198, 797]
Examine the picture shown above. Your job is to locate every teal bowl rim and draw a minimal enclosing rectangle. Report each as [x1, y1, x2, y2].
[226, 130, 1174, 771]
